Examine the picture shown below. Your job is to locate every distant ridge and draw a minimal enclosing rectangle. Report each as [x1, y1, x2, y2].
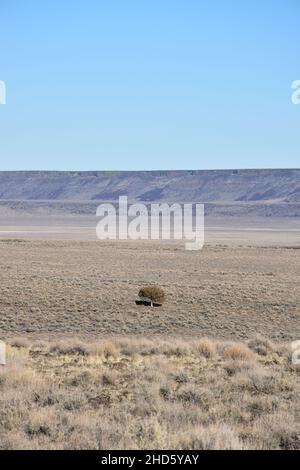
[0, 169, 299, 202]
[0, 169, 299, 218]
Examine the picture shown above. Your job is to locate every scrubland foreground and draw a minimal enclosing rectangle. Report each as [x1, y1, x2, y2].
[1, 335, 299, 450]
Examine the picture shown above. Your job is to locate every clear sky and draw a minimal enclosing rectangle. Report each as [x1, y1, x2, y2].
[0, 0, 299, 170]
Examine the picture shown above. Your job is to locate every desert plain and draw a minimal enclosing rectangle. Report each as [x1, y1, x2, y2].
[0, 216, 299, 450]
[0, 220, 299, 340]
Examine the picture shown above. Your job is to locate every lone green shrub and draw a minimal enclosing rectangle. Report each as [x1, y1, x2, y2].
[138, 286, 166, 306]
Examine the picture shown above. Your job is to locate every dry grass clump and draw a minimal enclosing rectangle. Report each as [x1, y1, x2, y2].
[48, 339, 119, 359]
[233, 366, 294, 395]
[49, 339, 91, 356]
[0, 335, 299, 450]
[224, 359, 257, 377]
[89, 340, 119, 359]
[160, 339, 192, 357]
[101, 370, 118, 386]
[7, 336, 30, 349]
[176, 385, 210, 409]
[247, 335, 275, 356]
[223, 343, 255, 361]
[178, 424, 243, 450]
[193, 338, 217, 358]
[118, 337, 192, 357]
[116, 337, 159, 356]
[249, 412, 300, 450]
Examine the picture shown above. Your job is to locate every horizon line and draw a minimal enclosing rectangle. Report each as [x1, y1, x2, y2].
[0, 168, 299, 173]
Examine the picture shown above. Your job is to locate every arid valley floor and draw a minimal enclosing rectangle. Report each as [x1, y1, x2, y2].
[0, 222, 299, 449]
[0, 223, 299, 340]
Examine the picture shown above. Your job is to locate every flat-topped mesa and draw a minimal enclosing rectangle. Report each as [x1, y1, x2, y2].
[0, 169, 299, 203]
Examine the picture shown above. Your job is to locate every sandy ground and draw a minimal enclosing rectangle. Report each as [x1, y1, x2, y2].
[0, 215, 299, 245]
[0, 219, 299, 341]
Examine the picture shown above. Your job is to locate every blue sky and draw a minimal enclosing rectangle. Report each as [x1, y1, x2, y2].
[0, 0, 299, 170]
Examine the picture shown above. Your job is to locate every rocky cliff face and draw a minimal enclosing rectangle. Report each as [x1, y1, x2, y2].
[0, 169, 299, 218]
[0, 169, 299, 203]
